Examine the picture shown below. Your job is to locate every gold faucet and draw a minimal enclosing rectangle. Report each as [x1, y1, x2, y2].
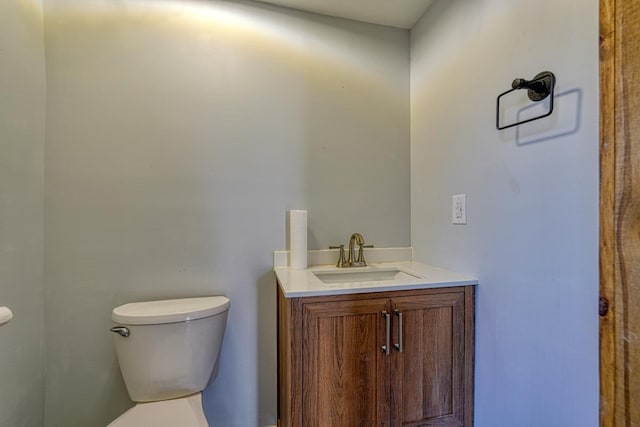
[347, 233, 365, 267]
[328, 244, 348, 268]
[330, 233, 373, 268]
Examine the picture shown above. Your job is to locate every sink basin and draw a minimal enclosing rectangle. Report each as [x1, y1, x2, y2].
[313, 268, 420, 284]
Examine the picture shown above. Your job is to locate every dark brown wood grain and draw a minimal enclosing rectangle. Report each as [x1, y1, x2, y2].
[302, 298, 390, 427]
[277, 284, 475, 427]
[463, 286, 475, 426]
[277, 289, 304, 427]
[390, 292, 465, 427]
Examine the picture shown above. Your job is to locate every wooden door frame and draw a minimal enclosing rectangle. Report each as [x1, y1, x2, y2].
[600, 0, 639, 425]
[599, 0, 615, 425]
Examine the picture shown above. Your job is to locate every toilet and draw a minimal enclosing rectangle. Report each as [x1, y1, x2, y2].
[107, 296, 230, 427]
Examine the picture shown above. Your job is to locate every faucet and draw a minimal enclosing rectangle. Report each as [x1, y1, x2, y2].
[330, 233, 373, 268]
[328, 244, 348, 268]
[347, 233, 365, 267]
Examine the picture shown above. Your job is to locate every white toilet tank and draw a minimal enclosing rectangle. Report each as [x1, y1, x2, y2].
[111, 296, 230, 402]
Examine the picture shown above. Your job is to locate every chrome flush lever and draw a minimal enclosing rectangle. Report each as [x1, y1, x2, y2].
[110, 326, 130, 337]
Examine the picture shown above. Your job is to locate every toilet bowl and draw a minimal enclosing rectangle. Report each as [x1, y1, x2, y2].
[107, 296, 230, 426]
[107, 393, 208, 427]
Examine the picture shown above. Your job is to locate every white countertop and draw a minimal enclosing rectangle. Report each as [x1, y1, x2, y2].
[274, 261, 478, 298]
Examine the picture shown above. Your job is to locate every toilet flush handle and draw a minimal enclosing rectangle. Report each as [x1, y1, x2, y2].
[110, 326, 130, 337]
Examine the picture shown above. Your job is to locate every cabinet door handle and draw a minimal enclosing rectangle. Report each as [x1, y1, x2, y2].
[393, 310, 403, 352]
[381, 310, 390, 355]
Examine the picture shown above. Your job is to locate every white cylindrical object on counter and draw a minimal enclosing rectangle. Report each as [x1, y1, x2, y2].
[289, 210, 307, 269]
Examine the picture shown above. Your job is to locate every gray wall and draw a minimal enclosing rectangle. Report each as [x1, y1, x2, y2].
[42, 1, 410, 425]
[0, 0, 47, 426]
[1, 1, 601, 426]
[410, 1, 599, 426]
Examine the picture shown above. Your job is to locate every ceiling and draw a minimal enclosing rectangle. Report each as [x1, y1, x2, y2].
[253, 0, 434, 29]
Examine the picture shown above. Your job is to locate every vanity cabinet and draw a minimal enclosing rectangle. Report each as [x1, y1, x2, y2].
[277, 285, 474, 427]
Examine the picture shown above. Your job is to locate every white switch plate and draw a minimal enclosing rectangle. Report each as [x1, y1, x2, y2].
[452, 194, 466, 224]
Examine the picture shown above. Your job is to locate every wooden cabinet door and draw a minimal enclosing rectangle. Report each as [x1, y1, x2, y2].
[389, 291, 467, 427]
[302, 298, 392, 427]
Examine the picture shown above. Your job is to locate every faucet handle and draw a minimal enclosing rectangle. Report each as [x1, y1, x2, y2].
[356, 244, 374, 264]
[329, 245, 347, 268]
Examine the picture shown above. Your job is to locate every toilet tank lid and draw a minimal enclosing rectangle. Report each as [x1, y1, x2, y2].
[112, 296, 230, 325]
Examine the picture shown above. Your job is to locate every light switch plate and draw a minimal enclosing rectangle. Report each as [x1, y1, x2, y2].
[452, 194, 466, 225]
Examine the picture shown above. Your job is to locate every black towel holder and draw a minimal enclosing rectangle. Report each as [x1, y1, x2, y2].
[496, 71, 556, 130]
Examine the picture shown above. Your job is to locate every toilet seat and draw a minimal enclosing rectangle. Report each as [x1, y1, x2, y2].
[107, 393, 209, 427]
